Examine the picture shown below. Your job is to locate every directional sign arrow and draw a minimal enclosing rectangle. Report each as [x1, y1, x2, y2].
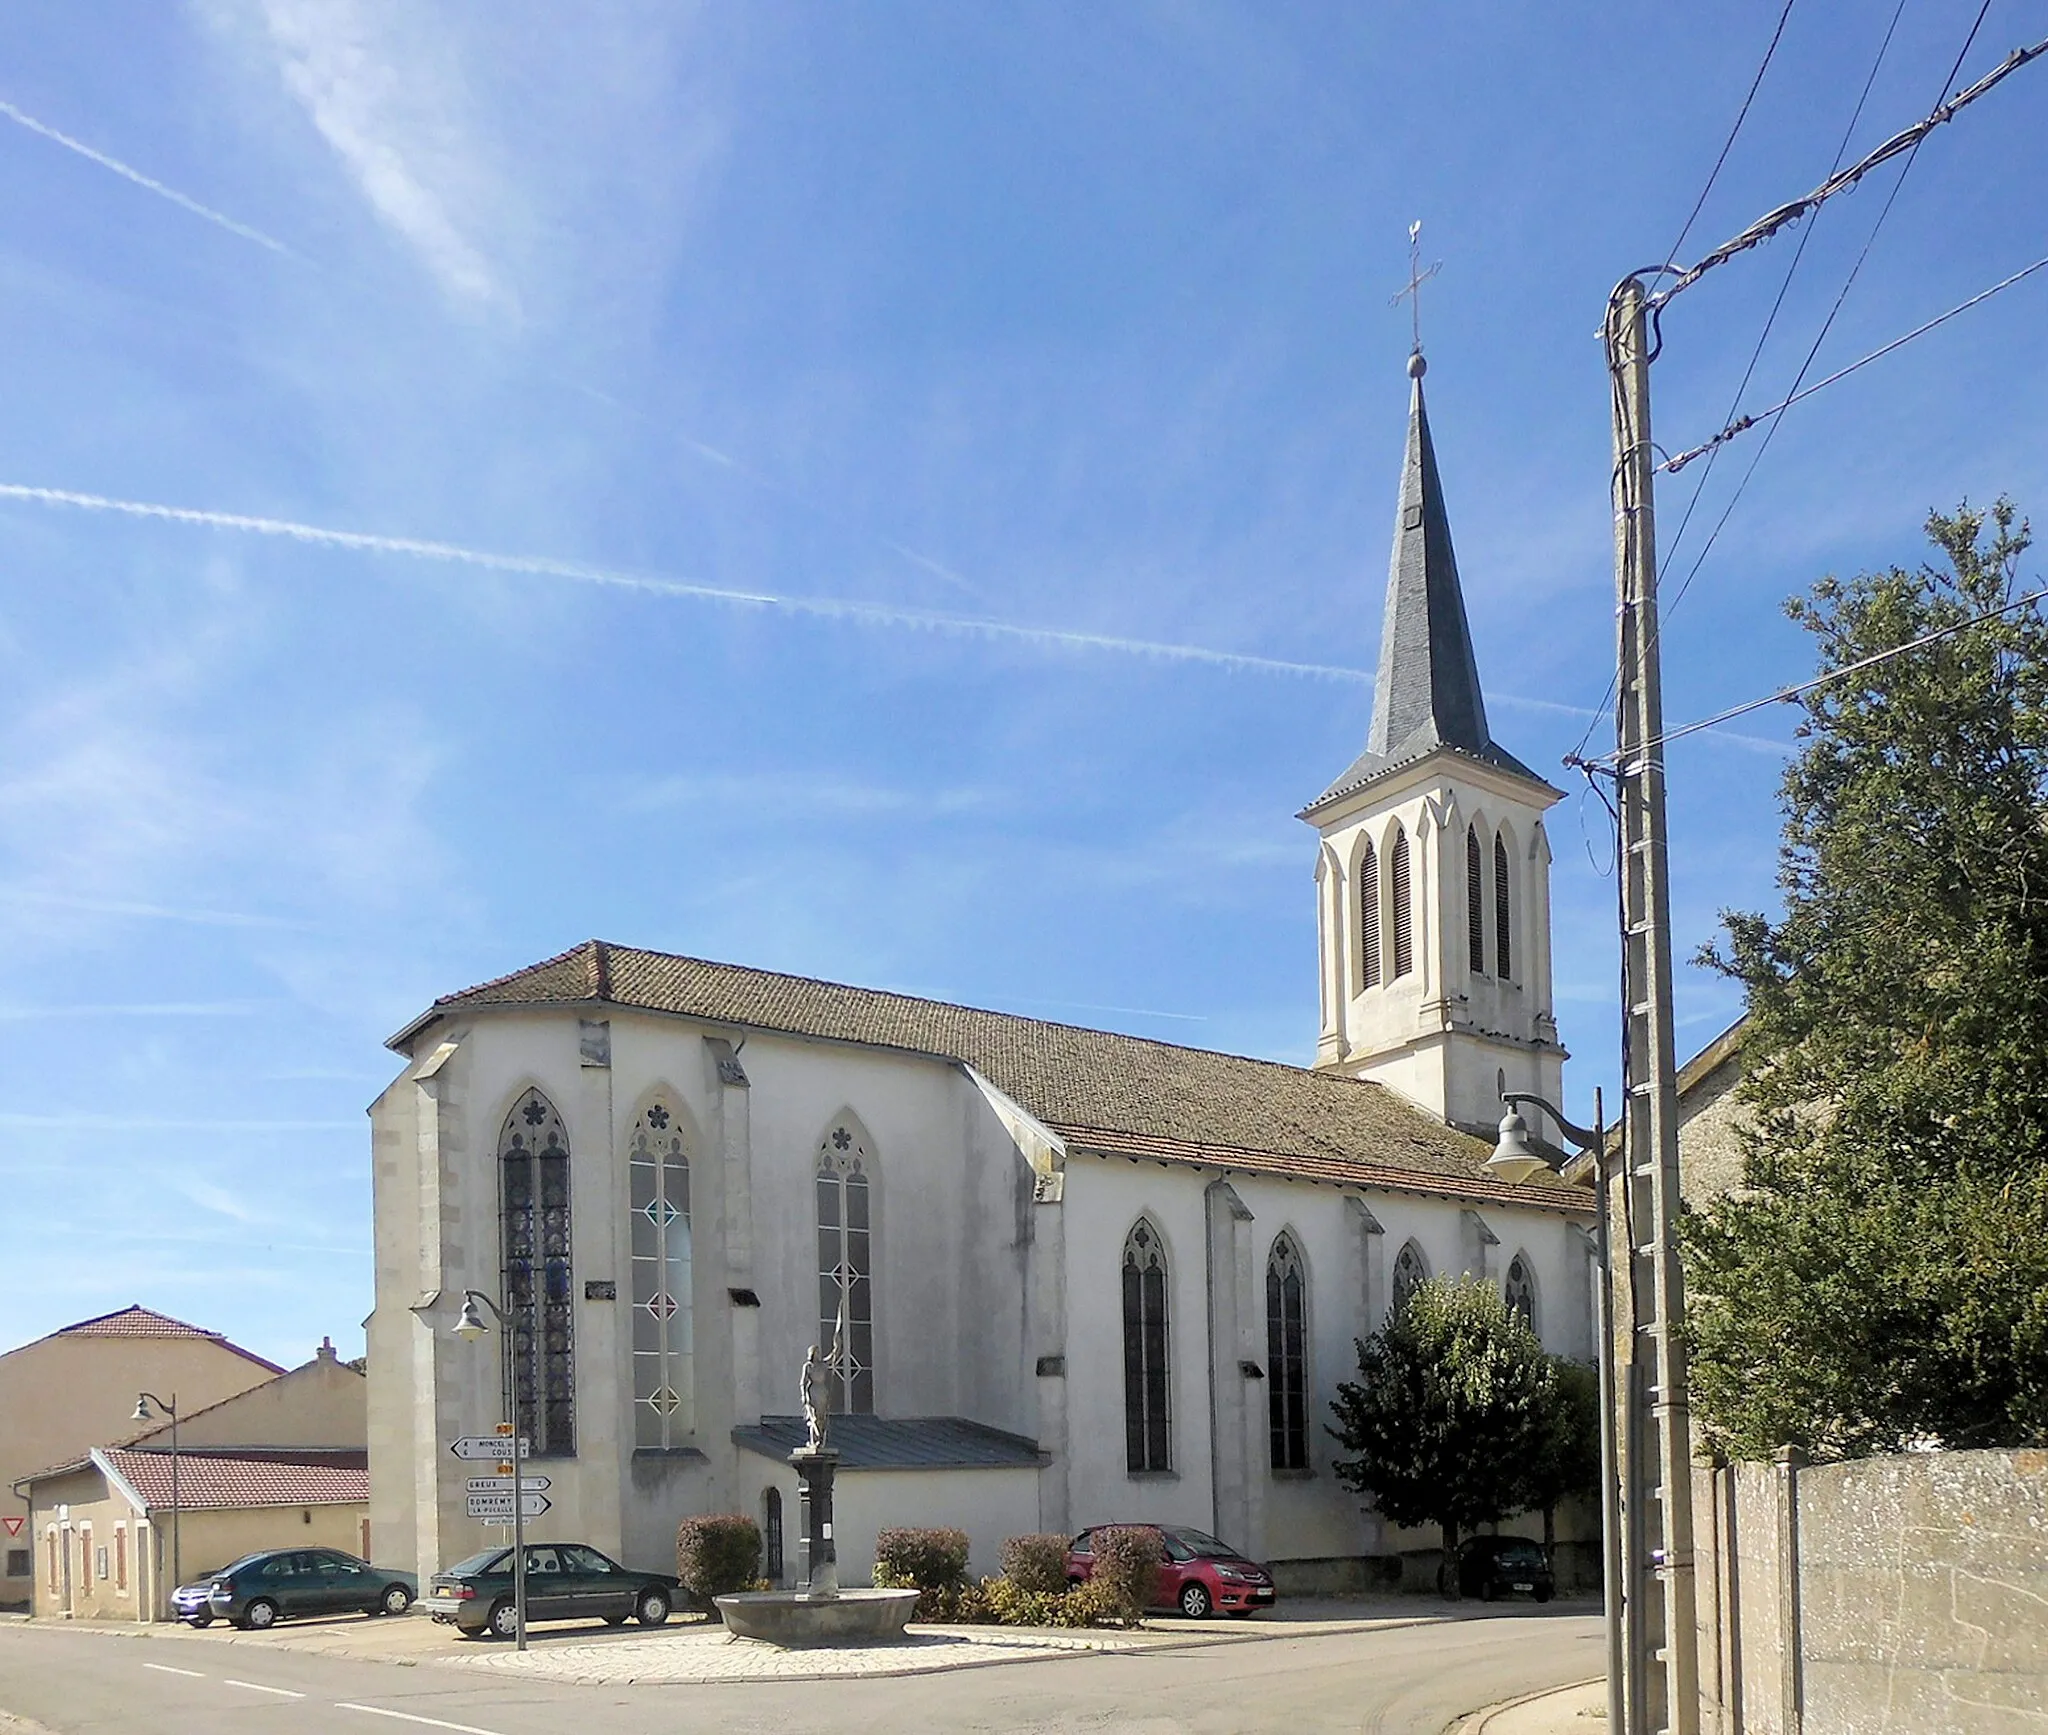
[466, 1491, 550, 1519]
[448, 1436, 529, 1461]
[464, 1475, 550, 1495]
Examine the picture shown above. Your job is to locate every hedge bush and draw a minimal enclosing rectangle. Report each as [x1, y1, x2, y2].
[675, 1514, 761, 1616]
[872, 1527, 971, 1619]
[998, 1533, 1070, 1596]
[1087, 1525, 1164, 1627]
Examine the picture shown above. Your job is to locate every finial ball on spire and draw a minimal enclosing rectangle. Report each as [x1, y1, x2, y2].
[1407, 350, 1427, 380]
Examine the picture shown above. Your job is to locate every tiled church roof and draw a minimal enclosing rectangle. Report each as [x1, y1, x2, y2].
[50, 1306, 283, 1372]
[396, 941, 1588, 1215]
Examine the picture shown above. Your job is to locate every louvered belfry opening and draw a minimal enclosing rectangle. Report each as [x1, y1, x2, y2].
[1390, 827, 1414, 979]
[1465, 825, 1485, 975]
[1494, 833, 1513, 980]
[1358, 840, 1381, 989]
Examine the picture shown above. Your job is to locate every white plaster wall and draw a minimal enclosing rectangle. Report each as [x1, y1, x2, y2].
[832, 1467, 1044, 1583]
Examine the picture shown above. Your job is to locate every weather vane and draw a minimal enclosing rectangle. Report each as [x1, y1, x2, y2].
[1389, 219, 1441, 362]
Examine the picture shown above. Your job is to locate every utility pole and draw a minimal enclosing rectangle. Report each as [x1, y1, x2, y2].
[1605, 273, 1700, 1735]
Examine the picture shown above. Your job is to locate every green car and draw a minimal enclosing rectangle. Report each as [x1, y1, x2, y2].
[182, 1548, 418, 1629]
[422, 1542, 679, 1638]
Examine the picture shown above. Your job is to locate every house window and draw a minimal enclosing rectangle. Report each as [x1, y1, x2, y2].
[1390, 827, 1414, 979]
[629, 1098, 694, 1447]
[1495, 833, 1514, 980]
[1122, 1219, 1172, 1472]
[1357, 840, 1381, 989]
[817, 1121, 875, 1415]
[1391, 1239, 1429, 1311]
[1505, 1254, 1538, 1332]
[115, 1526, 126, 1591]
[501, 1088, 575, 1456]
[46, 1532, 57, 1594]
[1466, 825, 1486, 976]
[4, 1549, 27, 1581]
[1266, 1234, 1309, 1472]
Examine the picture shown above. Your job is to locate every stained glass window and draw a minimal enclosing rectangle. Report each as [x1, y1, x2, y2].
[629, 1098, 693, 1447]
[1505, 1253, 1538, 1332]
[1495, 833, 1514, 980]
[1391, 1239, 1429, 1313]
[1391, 826, 1414, 980]
[1358, 840, 1381, 990]
[1266, 1234, 1309, 1471]
[500, 1088, 575, 1456]
[817, 1122, 875, 1415]
[1122, 1219, 1171, 1472]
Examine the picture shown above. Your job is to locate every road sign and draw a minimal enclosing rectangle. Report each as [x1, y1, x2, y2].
[466, 1490, 550, 1521]
[449, 1436, 530, 1461]
[465, 1475, 550, 1495]
[1, 1517, 21, 1537]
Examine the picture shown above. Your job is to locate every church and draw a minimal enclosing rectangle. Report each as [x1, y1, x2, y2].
[365, 352, 1597, 1593]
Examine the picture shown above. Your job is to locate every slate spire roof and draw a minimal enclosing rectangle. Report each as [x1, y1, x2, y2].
[1305, 357, 1553, 815]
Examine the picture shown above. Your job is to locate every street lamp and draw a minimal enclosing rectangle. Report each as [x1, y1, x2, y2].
[131, 1392, 180, 1617]
[1489, 1088, 1625, 1735]
[449, 1289, 530, 1650]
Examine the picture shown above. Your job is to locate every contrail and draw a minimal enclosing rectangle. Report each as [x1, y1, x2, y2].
[0, 482, 1376, 683]
[0, 97, 294, 257]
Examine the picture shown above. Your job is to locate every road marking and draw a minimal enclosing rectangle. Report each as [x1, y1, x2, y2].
[336, 1706, 509, 1735]
[223, 1679, 306, 1698]
[142, 1663, 206, 1677]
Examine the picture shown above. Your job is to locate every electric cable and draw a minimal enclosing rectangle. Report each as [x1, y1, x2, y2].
[1666, 0, 1801, 269]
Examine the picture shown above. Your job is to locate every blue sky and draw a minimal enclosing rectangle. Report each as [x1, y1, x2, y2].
[2, 2, 2044, 1368]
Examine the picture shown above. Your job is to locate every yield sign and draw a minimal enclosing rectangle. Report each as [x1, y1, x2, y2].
[2, 1517, 22, 1537]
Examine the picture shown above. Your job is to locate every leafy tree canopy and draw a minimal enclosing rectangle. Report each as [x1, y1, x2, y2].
[1685, 501, 2048, 1461]
[1328, 1275, 1555, 1549]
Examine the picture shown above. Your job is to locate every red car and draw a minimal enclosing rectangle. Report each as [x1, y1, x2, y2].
[1066, 1524, 1277, 1618]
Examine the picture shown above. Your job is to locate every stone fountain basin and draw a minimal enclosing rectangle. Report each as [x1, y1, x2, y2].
[714, 1587, 920, 1647]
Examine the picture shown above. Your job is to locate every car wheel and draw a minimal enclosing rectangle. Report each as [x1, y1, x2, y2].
[1534, 1583, 1553, 1604]
[377, 1583, 413, 1616]
[636, 1589, 670, 1627]
[603, 1614, 629, 1627]
[241, 1599, 279, 1631]
[487, 1599, 520, 1640]
[1480, 1579, 1498, 1603]
[184, 1615, 214, 1629]
[1178, 1582, 1212, 1620]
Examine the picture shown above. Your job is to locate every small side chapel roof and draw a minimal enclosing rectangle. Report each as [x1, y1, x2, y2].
[734, 1415, 1046, 1470]
[395, 941, 1588, 1214]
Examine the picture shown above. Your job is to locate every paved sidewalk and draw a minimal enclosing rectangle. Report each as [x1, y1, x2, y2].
[1453, 1676, 1607, 1732]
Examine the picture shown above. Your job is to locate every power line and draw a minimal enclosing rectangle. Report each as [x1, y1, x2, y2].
[1574, 584, 2048, 765]
[1661, 252, 2048, 473]
[1666, 0, 1800, 268]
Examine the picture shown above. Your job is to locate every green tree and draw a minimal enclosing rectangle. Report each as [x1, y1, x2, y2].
[1521, 1356, 1602, 1553]
[1328, 1275, 1555, 1577]
[1685, 500, 2048, 1461]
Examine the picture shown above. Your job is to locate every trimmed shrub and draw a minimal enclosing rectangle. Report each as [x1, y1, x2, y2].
[1088, 1526, 1164, 1628]
[675, 1514, 761, 1616]
[872, 1527, 971, 1619]
[999, 1533, 1070, 1596]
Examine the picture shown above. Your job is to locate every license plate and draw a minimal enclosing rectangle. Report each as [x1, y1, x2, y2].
[1252, 1588, 1274, 1600]
[1512, 1581, 1534, 1592]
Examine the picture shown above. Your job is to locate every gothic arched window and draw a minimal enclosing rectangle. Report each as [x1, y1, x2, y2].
[1390, 826, 1415, 980]
[817, 1120, 875, 1415]
[1266, 1233, 1309, 1472]
[1466, 825, 1486, 976]
[500, 1088, 574, 1456]
[1505, 1253, 1538, 1333]
[1358, 840, 1381, 990]
[1495, 833, 1514, 981]
[1122, 1219, 1171, 1472]
[1391, 1239, 1429, 1313]
[629, 1098, 693, 1447]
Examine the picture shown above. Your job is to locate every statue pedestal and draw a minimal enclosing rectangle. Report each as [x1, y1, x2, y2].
[789, 1446, 839, 1597]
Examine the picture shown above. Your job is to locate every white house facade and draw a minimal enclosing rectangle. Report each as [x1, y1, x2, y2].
[364, 354, 1599, 1592]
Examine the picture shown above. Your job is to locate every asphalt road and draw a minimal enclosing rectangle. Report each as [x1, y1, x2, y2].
[0, 1608, 1601, 1735]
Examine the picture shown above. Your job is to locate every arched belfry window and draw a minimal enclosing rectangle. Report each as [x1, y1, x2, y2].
[1266, 1233, 1309, 1472]
[1466, 825, 1486, 977]
[1505, 1253, 1538, 1333]
[1494, 833, 1514, 981]
[1390, 827, 1415, 980]
[1357, 840, 1381, 990]
[629, 1098, 693, 1447]
[1122, 1219, 1171, 1472]
[500, 1089, 574, 1456]
[1391, 1239, 1429, 1313]
[817, 1120, 875, 1415]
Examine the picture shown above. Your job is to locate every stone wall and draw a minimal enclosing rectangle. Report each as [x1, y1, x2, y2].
[1694, 1447, 2048, 1734]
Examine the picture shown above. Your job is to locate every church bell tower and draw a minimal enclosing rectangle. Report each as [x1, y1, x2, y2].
[1300, 351, 1566, 1136]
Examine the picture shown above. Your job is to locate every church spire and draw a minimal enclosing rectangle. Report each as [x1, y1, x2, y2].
[1366, 352, 1491, 763]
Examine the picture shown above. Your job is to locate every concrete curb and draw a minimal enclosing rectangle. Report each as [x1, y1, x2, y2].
[1448, 1674, 1604, 1734]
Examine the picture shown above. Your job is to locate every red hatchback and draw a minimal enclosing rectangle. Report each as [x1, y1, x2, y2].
[1066, 1525, 1277, 1619]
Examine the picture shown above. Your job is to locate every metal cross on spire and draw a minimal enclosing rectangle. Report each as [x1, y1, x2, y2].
[1389, 219, 1441, 360]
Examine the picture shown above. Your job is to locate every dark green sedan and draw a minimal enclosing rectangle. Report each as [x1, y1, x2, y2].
[180, 1548, 417, 1629]
[422, 1542, 679, 1638]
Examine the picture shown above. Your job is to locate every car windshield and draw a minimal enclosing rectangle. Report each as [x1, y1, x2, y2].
[443, 1549, 509, 1576]
[1168, 1529, 1245, 1560]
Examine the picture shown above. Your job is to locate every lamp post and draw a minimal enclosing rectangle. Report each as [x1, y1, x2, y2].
[1489, 1088, 1626, 1735]
[131, 1392, 180, 1618]
[451, 1289, 529, 1651]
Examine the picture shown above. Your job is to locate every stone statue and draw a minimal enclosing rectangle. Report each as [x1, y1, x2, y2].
[800, 1341, 830, 1450]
